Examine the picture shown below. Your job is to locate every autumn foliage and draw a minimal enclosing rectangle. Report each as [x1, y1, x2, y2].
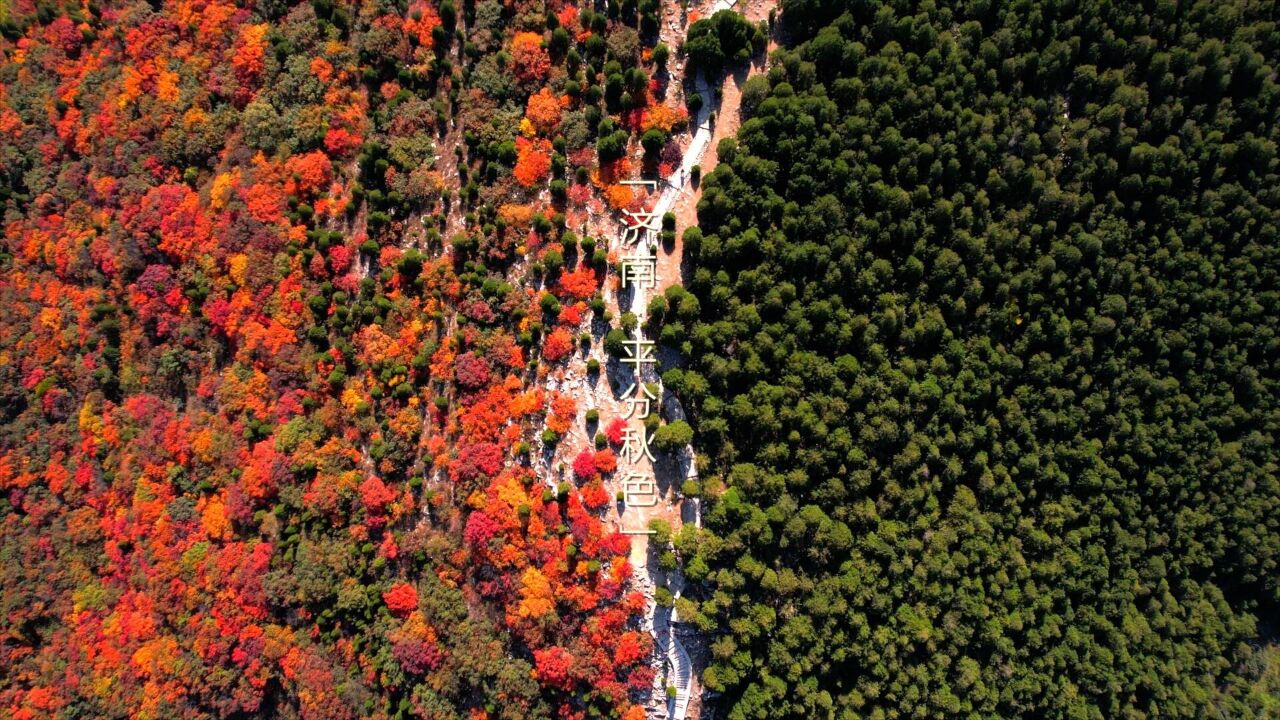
[525, 88, 563, 134]
[641, 104, 689, 133]
[510, 32, 551, 83]
[543, 327, 575, 363]
[0, 0, 671, 716]
[557, 267, 599, 300]
[514, 136, 553, 188]
[383, 582, 419, 617]
[573, 448, 599, 479]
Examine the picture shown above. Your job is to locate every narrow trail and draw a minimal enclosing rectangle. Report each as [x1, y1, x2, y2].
[640, 5, 739, 718]
[525, 1, 774, 716]
[634, 1, 790, 717]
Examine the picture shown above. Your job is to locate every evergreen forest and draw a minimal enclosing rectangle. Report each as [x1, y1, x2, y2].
[667, 0, 1280, 717]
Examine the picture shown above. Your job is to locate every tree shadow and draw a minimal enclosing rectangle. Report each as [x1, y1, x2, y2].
[616, 280, 636, 314]
[660, 382, 689, 422]
[603, 355, 635, 402]
[653, 446, 694, 499]
[539, 440, 560, 476]
[656, 344, 686, 375]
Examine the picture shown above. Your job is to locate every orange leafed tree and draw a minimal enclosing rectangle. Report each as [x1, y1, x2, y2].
[514, 137, 552, 188]
[283, 150, 333, 198]
[641, 104, 689, 133]
[230, 23, 269, 97]
[603, 183, 634, 210]
[516, 566, 555, 619]
[404, 2, 441, 48]
[542, 327, 574, 362]
[545, 393, 576, 435]
[593, 449, 617, 475]
[510, 32, 550, 83]
[557, 267, 598, 300]
[580, 481, 611, 509]
[525, 88, 563, 134]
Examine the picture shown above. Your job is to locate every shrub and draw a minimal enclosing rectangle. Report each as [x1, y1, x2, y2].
[652, 420, 693, 452]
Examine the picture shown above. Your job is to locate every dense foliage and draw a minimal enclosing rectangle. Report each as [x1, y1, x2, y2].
[684, 8, 764, 76]
[670, 0, 1280, 717]
[0, 0, 681, 717]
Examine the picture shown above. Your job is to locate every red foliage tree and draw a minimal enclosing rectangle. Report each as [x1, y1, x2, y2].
[453, 442, 503, 485]
[393, 637, 443, 674]
[543, 327, 574, 363]
[533, 646, 575, 690]
[383, 583, 419, 617]
[557, 267, 598, 300]
[324, 127, 361, 157]
[464, 510, 501, 548]
[360, 476, 398, 514]
[605, 418, 627, 446]
[572, 449, 597, 479]
[614, 631, 650, 666]
[455, 352, 492, 389]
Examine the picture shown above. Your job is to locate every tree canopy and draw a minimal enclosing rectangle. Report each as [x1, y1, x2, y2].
[671, 0, 1280, 718]
[684, 9, 766, 75]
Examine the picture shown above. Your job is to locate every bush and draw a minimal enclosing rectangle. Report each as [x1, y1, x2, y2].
[648, 518, 672, 545]
[604, 328, 628, 357]
[542, 248, 564, 273]
[652, 42, 670, 68]
[658, 550, 678, 571]
[652, 420, 693, 453]
[596, 129, 629, 162]
[641, 128, 667, 156]
[684, 9, 760, 75]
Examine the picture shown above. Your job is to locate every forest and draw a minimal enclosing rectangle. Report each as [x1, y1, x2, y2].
[2, 0, 1280, 717]
[0, 0, 688, 717]
[665, 0, 1280, 718]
